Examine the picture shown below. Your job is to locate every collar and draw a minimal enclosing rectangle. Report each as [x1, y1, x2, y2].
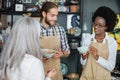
[91, 32, 109, 43]
[40, 22, 55, 30]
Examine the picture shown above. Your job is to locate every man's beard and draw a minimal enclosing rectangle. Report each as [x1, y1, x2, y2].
[45, 17, 56, 26]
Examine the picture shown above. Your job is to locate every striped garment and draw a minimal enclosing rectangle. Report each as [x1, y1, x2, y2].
[40, 23, 70, 54]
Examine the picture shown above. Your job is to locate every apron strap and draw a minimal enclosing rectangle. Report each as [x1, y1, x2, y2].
[91, 38, 108, 44]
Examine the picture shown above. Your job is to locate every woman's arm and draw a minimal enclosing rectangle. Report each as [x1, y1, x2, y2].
[80, 34, 91, 65]
[96, 38, 117, 71]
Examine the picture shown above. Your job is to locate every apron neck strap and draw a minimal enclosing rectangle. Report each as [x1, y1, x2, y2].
[91, 38, 108, 44]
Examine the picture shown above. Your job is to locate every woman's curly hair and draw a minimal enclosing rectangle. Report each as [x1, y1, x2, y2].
[92, 6, 118, 32]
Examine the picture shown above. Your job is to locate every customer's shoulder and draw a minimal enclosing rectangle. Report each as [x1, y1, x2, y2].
[22, 54, 41, 66]
[16, 54, 42, 77]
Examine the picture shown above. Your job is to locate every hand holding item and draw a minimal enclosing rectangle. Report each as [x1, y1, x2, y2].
[42, 57, 52, 63]
[41, 49, 58, 58]
[53, 48, 63, 59]
[81, 52, 89, 60]
[89, 46, 99, 60]
[47, 69, 56, 78]
[77, 46, 89, 54]
[77, 46, 89, 60]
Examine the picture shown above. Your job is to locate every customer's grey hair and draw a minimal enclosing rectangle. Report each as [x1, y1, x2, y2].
[0, 17, 42, 80]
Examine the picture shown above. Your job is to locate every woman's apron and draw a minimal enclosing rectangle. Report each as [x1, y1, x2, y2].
[40, 29, 63, 80]
[80, 39, 111, 80]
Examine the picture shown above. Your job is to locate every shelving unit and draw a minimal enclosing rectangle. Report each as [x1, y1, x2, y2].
[56, 0, 83, 79]
[0, 9, 39, 26]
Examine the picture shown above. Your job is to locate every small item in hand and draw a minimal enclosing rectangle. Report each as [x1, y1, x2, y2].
[41, 49, 58, 58]
[77, 46, 89, 54]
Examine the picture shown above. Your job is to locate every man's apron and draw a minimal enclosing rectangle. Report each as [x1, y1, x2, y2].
[40, 30, 63, 80]
[80, 39, 111, 80]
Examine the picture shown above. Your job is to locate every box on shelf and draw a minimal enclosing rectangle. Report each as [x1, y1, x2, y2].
[15, 4, 23, 11]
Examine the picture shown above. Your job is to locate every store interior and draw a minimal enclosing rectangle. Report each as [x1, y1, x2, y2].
[0, 0, 120, 80]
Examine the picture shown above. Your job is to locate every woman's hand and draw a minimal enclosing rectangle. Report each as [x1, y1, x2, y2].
[89, 46, 99, 60]
[47, 69, 56, 78]
[81, 52, 89, 60]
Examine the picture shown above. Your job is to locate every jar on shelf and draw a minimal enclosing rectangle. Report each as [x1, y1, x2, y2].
[69, 39, 79, 49]
[73, 26, 81, 36]
[15, 0, 23, 11]
[70, 4, 79, 12]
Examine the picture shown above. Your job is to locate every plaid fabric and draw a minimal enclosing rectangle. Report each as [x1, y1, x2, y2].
[40, 23, 70, 54]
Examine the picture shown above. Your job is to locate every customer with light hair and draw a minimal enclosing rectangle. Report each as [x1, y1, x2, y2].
[0, 17, 56, 80]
